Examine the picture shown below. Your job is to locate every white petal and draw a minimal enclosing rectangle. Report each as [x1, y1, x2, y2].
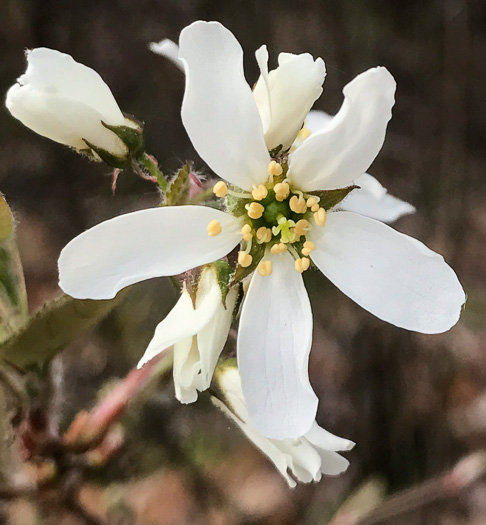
[304, 110, 333, 134]
[253, 52, 325, 151]
[58, 206, 241, 300]
[149, 39, 184, 71]
[6, 83, 127, 154]
[340, 173, 416, 223]
[309, 211, 465, 333]
[173, 337, 200, 404]
[18, 48, 125, 125]
[315, 450, 350, 476]
[288, 67, 396, 191]
[237, 251, 317, 439]
[179, 21, 269, 191]
[197, 285, 238, 390]
[137, 273, 222, 368]
[304, 421, 355, 452]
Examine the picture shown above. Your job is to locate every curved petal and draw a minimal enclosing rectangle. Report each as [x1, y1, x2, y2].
[340, 173, 416, 223]
[309, 211, 465, 334]
[237, 251, 317, 439]
[19, 48, 125, 124]
[6, 84, 127, 154]
[304, 109, 333, 134]
[288, 67, 396, 191]
[58, 206, 241, 300]
[305, 421, 355, 452]
[253, 52, 326, 151]
[149, 39, 184, 71]
[197, 285, 238, 389]
[179, 21, 270, 191]
[173, 337, 200, 403]
[137, 274, 222, 368]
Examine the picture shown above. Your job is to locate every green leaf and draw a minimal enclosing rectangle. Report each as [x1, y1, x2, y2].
[0, 291, 128, 370]
[314, 185, 358, 211]
[0, 194, 13, 242]
[165, 163, 191, 206]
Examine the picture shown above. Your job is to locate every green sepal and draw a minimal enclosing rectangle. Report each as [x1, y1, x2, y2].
[101, 120, 145, 158]
[164, 163, 191, 206]
[229, 241, 265, 288]
[268, 144, 283, 157]
[225, 185, 251, 217]
[184, 267, 202, 309]
[209, 260, 233, 305]
[0, 290, 127, 370]
[313, 185, 359, 211]
[82, 139, 131, 169]
[0, 194, 13, 242]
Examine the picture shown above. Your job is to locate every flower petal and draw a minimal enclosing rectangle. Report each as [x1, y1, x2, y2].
[340, 173, 416, 223]
[288, 67, 396, 191]
[304, 421, 355, 452]
[58, 206, 241, 300]
[253, 52, 325, 151]
[18, 48, 126, 124]
[149, 39, 184, 70]
[179, 21, 269, 190]
[309, 211, 465, 333]
[237, 251, 318, 439]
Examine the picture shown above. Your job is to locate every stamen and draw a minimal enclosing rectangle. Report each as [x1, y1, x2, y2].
[207, 219, 222, 237]
[258, 260, 273, 277]
[295, 257, 311, 273]
[226, 188, 252, 199]
[274, 182, 290, 202]
[293, 219, 310, 238]
[256, 226, 272, 244]
[314, 207, 327, 227]
[241, 224, 252, 241]
[267, 160, 283, 177]
[302, 240, 316, 256]
[252, 184, 268, 201]
[238, 251, 253, 268]
[213, 181, 228, 198]
[297, 127, 311, 141]
[306, 196, 320, 212]
[289, 195, 307, 214]
[270, 243, 287, 255]
[246, 202, 264, 219]
[286, 243, 300, 259]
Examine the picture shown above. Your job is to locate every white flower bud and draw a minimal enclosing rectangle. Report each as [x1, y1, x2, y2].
[5, 48, 137, 157]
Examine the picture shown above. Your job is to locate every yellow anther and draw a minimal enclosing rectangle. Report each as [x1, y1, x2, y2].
[258, 260, 273, 277]
[247, 202, 264, 219]
[207, 219, 222, 237]
[274, 182, 290, 202]
[289, 195, 307, 214]
[297, 127, 311, 140]
[314, 207, 327, 227]
[256, 226, 272, 243]
[270, 243, 287, 255]
[302, 240, 316, 256]
[294, 257, 311, 273]
[213, 181, 228, 198]
[251, 184, 268, 201]
[306, 196, 320, 212]
[238, 251, 253, 268]
[241, 224, 252, 241]
[293, 219, 310, 238]
[267, 160, 283, 176]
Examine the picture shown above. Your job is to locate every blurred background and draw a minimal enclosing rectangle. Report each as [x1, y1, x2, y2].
[1, 0, 486, 523]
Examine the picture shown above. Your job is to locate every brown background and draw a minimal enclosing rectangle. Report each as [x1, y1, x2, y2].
[1, 0, 486, 523]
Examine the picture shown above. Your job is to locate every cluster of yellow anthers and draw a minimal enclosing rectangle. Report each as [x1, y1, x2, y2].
[207, 160, 327, 277]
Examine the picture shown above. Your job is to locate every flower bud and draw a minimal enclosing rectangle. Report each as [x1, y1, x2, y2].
[5, 48, 142, 165]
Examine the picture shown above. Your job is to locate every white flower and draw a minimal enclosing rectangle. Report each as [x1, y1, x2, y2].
[138, 266, 238, 403]
[303, 110, 416, 223]
[58, 21, 465, 441]
[212, 366, 354, 488]
[6, 48, 136, 156]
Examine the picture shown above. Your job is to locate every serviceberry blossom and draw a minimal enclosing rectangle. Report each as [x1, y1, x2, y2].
[138, 265, 237, 403]
[212, 365, 354, 488]
[58, 20, 465, 440]
[6, 48, 137, 158]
